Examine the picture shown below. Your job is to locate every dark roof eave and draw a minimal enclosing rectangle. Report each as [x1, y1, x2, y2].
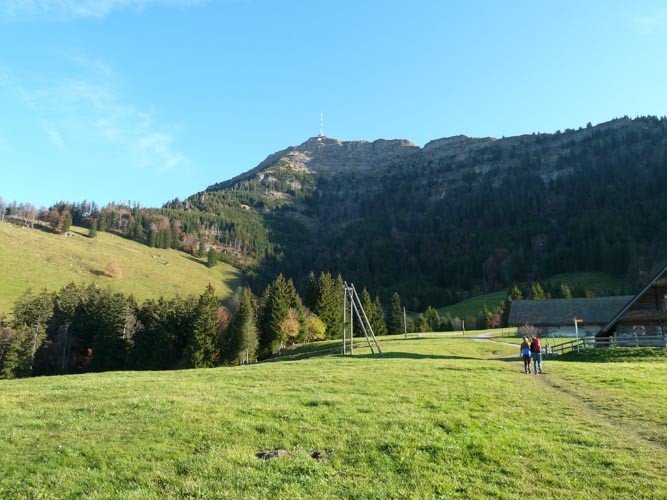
[596, 263, 667, 336]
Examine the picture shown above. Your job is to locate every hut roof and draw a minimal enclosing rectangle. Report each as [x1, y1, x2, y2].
[508, 296, 633, 327]
[598, 263, 667, 336]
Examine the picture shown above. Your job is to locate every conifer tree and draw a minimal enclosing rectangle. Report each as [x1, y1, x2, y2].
[89, 219, 98, 238]
[6, 289, 54, 377]
[387, 292, 403, 335]
[184, 284, 220, 368]
[359, 288, 373, 339]
[223, 287, 258, 365]
[529, 283, 546, 300]
[259, 274, 292, 355]
[131, 297, 181, 370]
[372, 296, 387, 336]
[502, 284, 524, 327]
[46, 282, 85, 374]
[559, 283, 573, 299]
[62, 212, 72, 234]
[89, 289, 132, 372]
[304, 271, 318, 310]
[163, 229, 172, 249]
[358, 289, 386, 337]
[314, 272, 343, 338]
[207, 248, 218, 268]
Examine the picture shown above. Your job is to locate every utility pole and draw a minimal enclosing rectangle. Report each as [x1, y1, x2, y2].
[573, 318, 583, 353]
[404, 307, 407, 340]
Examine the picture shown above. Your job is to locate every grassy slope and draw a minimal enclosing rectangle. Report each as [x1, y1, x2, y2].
[0, 222, 242, 315]
[438, 272, 632, 320]
[1, 337, 665, 497]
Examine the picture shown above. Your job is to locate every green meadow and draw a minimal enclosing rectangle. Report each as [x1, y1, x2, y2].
[0, 222, 241, 315]
[1, 336, 665, 498]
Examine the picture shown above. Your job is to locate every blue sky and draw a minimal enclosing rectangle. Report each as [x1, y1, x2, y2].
[1, 0, 666, 208]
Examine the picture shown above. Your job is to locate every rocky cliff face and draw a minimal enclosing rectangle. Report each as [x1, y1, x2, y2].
[207, 136, 421, 191]
[208, 117, 645, 192]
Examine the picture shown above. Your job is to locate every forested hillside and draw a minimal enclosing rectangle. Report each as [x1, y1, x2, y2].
[188, 116, 667, 308]
[7, 116, 664, 311]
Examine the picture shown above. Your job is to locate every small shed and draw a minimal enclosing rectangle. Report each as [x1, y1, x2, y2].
[508, 296, 633, 337]
[597, 264, 667, 346]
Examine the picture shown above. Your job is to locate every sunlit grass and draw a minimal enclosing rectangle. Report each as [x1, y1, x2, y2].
[0, 222, 241, 315]
[1, 337, 665, 497]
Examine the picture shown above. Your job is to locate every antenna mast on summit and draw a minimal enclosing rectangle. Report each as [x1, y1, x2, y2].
[319, 112, 324, 137]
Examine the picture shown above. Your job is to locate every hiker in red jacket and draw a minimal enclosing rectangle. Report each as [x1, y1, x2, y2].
[530, 336, 543, 374]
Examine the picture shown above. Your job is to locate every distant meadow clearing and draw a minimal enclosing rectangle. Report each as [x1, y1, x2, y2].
[1, 336, 665, 498]
[0, 223, 241, 316]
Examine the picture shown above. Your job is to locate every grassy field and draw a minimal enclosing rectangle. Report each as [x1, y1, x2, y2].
[437, 290, 508, 320]
[0, 222, 242, 315]
[1, 336, 665, 497]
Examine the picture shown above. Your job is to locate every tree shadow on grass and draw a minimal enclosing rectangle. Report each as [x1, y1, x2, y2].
[352, 352, 483, 361]
[181, 254, 207, 267]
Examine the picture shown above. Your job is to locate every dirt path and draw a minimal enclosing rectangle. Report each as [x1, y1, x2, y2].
[538, 371, 667, 452]
[465, 331, 517, 347]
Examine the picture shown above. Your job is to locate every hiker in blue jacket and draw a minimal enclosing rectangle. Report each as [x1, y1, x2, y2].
[520, 336, 532, 374]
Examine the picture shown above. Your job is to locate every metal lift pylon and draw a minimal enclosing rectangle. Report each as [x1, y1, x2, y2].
[342, 282, 383, 356]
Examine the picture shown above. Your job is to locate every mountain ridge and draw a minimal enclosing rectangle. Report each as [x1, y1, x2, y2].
[162, 115, 667, 308]
[206, 117, 639, 194]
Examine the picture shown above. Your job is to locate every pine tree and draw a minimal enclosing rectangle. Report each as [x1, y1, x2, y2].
[148, 229, 157, 248]
[223, 287, 258, 365]
[314, 272, 342, 338]
[89, 290, 132, 372]
[360, 288, 373, 336]
[163, 229, 172, 249]
[259, 274, 291, 355]
[62, 212, 72, 234]
[48, 282, 85, 374]
[481, 304, 491, 329]
[7, 289, 54, 377]
[89, 219, 98, 239]
[559, 283, 573, 299]
[358, 289, 386, 337]
[387, 292, 403, 335]
[423, 306, 441, 332]
[184, 284, 220, 368]
[502, 284, 524, 326]
[529, 283, 546, 300]
[304, 271, 318, 310]
[372, 296, 387, 336]
[207, 249, 218, 268]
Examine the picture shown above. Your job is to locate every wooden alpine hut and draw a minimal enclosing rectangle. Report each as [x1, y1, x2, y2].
[596, 264, 667, 347]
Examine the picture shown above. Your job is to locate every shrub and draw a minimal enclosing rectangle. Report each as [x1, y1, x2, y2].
[518, 323, 537, 338]
[104, 260, 123, 279]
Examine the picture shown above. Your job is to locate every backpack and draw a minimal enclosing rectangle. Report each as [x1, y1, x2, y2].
[530, 339, 541, 353]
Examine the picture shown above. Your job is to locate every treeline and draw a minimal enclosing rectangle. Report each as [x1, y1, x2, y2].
[0, 272, 409, 379]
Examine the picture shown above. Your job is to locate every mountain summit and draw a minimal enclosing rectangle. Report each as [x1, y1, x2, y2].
[207, 136, 420, 191]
